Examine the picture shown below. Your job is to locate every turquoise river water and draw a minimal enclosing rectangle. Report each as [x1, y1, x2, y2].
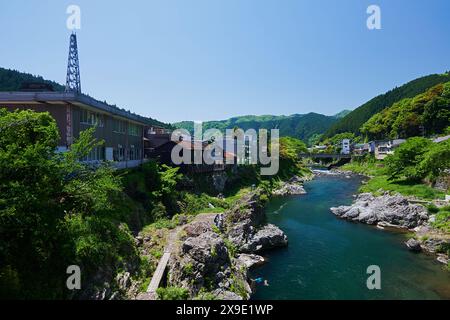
[251, 174, 450, 300]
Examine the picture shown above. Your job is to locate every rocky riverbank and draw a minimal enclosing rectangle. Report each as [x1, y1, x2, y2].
[331, 192, 450, 267]
[272, 175, 307, 197]
[166, 189, 288, 300]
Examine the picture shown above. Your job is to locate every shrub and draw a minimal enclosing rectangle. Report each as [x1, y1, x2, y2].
[156, 286, 189, 300]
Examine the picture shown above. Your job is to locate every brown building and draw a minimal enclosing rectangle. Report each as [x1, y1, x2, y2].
[0, 91, 147, 168]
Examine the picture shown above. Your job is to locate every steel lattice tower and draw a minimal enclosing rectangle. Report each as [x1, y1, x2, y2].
[65, 33, 81, 93]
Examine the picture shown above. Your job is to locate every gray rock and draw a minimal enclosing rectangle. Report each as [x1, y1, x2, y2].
[331, 193, 428, 229]
[212, 289, 244, 300]
[405, 238, 422, 252]
[237, 254, 265, 268]
[240, 224, 288, 253]
[272, 176, 307, 196]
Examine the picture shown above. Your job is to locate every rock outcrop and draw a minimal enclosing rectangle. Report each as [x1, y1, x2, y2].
[272, 176, 307, 196]
[167, 189, 288, 300]
[330, 193, 429, 229]
[405, 238, 422, 252]
[331, 192, 449, 267]
[224, 190, 288, 252]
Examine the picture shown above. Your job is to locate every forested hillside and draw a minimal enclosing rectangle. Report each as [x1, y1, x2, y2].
[361, 82, 450, 140]
[324, 72, 450, 138]
[0, 67, 171, 129]
[0, 67, 65, 92]
[174, 112, 344, 144]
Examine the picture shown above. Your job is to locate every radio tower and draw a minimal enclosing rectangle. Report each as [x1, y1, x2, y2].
[65, 33, 81, 93]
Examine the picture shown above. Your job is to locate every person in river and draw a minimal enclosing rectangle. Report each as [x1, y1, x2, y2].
[252, 277, 270, 287]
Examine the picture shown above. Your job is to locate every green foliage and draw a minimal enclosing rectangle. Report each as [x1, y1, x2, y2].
[320, 132, 362, 152]
[174, 112, 339, 144]
[0, 68, 172, 129]
[0, 67, 65, 91]
[359, 175, 444, 200]
[156, 286, 189, 300]
[277, 136, 308, 179]
[223, 238, 237, 259]
[229, 274, 248, 299]
[385, 137, 450, 183]
[417, 140, 450, 181]
[432, 207, 450, 233]
[324, 73, 450, 138]
[194, 288, 217, 300]
[122, 160, 183, 219]
[0, 109, 139, 299]
[362, 82, 450, 139]
[385, 137, 432, 181]
[178, 192, 228, 215]
[341, 160, 445, 200]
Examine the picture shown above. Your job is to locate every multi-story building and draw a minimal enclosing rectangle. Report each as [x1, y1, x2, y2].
[0, 91, 147, 168]
[368, 139, 406, 160]
[341, 139, 351, 155]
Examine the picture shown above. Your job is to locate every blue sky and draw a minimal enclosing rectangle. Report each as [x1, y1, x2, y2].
[1, 0, 449, 123]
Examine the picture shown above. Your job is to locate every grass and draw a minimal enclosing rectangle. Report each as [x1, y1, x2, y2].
[431, 206, 450, 233]
[342, 161, 445, 200]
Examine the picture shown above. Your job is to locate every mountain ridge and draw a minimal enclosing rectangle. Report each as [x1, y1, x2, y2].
[323, 72, 450, 138]
[173, 112, 346, 144]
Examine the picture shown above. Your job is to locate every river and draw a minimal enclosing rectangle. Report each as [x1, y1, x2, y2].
[251, 174, 450, 300]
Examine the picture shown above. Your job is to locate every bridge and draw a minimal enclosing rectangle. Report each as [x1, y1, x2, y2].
[298, 153, 352, 159]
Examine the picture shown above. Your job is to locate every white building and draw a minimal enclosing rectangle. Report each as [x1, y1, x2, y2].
[341, 139, 351, 155]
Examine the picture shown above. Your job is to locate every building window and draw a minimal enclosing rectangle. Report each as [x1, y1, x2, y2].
[114, 144, 126, 161]
[129, 145, 141, 160]
[113, 119, 126, 134]
[128, 123, 140, 137]
[80, 109, 104, 127]
[81, 147, 105, 162]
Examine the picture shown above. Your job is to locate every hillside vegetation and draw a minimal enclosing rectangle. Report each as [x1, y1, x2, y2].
[324, 72, 450, 138]
[174, 112, 343, 145]
[0, 67, 65, 92]
[0, 67, 171, 129]
[362, 82, 450, 140]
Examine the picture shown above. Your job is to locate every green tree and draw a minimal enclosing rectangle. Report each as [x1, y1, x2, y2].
[0, 109, 137, 299]
[385, 137, 432, 181]
[417, 140, 450, 181]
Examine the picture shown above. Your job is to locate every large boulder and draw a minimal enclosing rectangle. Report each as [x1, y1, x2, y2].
[239, 224, 288, 253]
[272, 176, 307, 197]
[224, 190, 288, 252]
[331, 193, 429, 229]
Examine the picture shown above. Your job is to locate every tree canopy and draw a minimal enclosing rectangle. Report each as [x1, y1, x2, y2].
[361, 82, 450, 140]
[324, 72, 450, 138]
[0, 108, 137, 299]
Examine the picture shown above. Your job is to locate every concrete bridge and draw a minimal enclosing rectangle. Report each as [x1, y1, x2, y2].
[298, 153, 352, 159]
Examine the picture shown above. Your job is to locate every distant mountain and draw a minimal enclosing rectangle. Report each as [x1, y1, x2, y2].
[173, 112, 343, 144]
[323, 72, 450, 138]
[0, 67, 171, 129]
[333, 110, 352, 119]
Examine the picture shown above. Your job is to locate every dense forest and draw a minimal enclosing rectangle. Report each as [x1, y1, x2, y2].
[0, 67, 171, 129]
[174, 112, 346, 145]
[324, 72, 450, 138]
[361, 82, 450, 140]
[0, 67, 65, 92]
